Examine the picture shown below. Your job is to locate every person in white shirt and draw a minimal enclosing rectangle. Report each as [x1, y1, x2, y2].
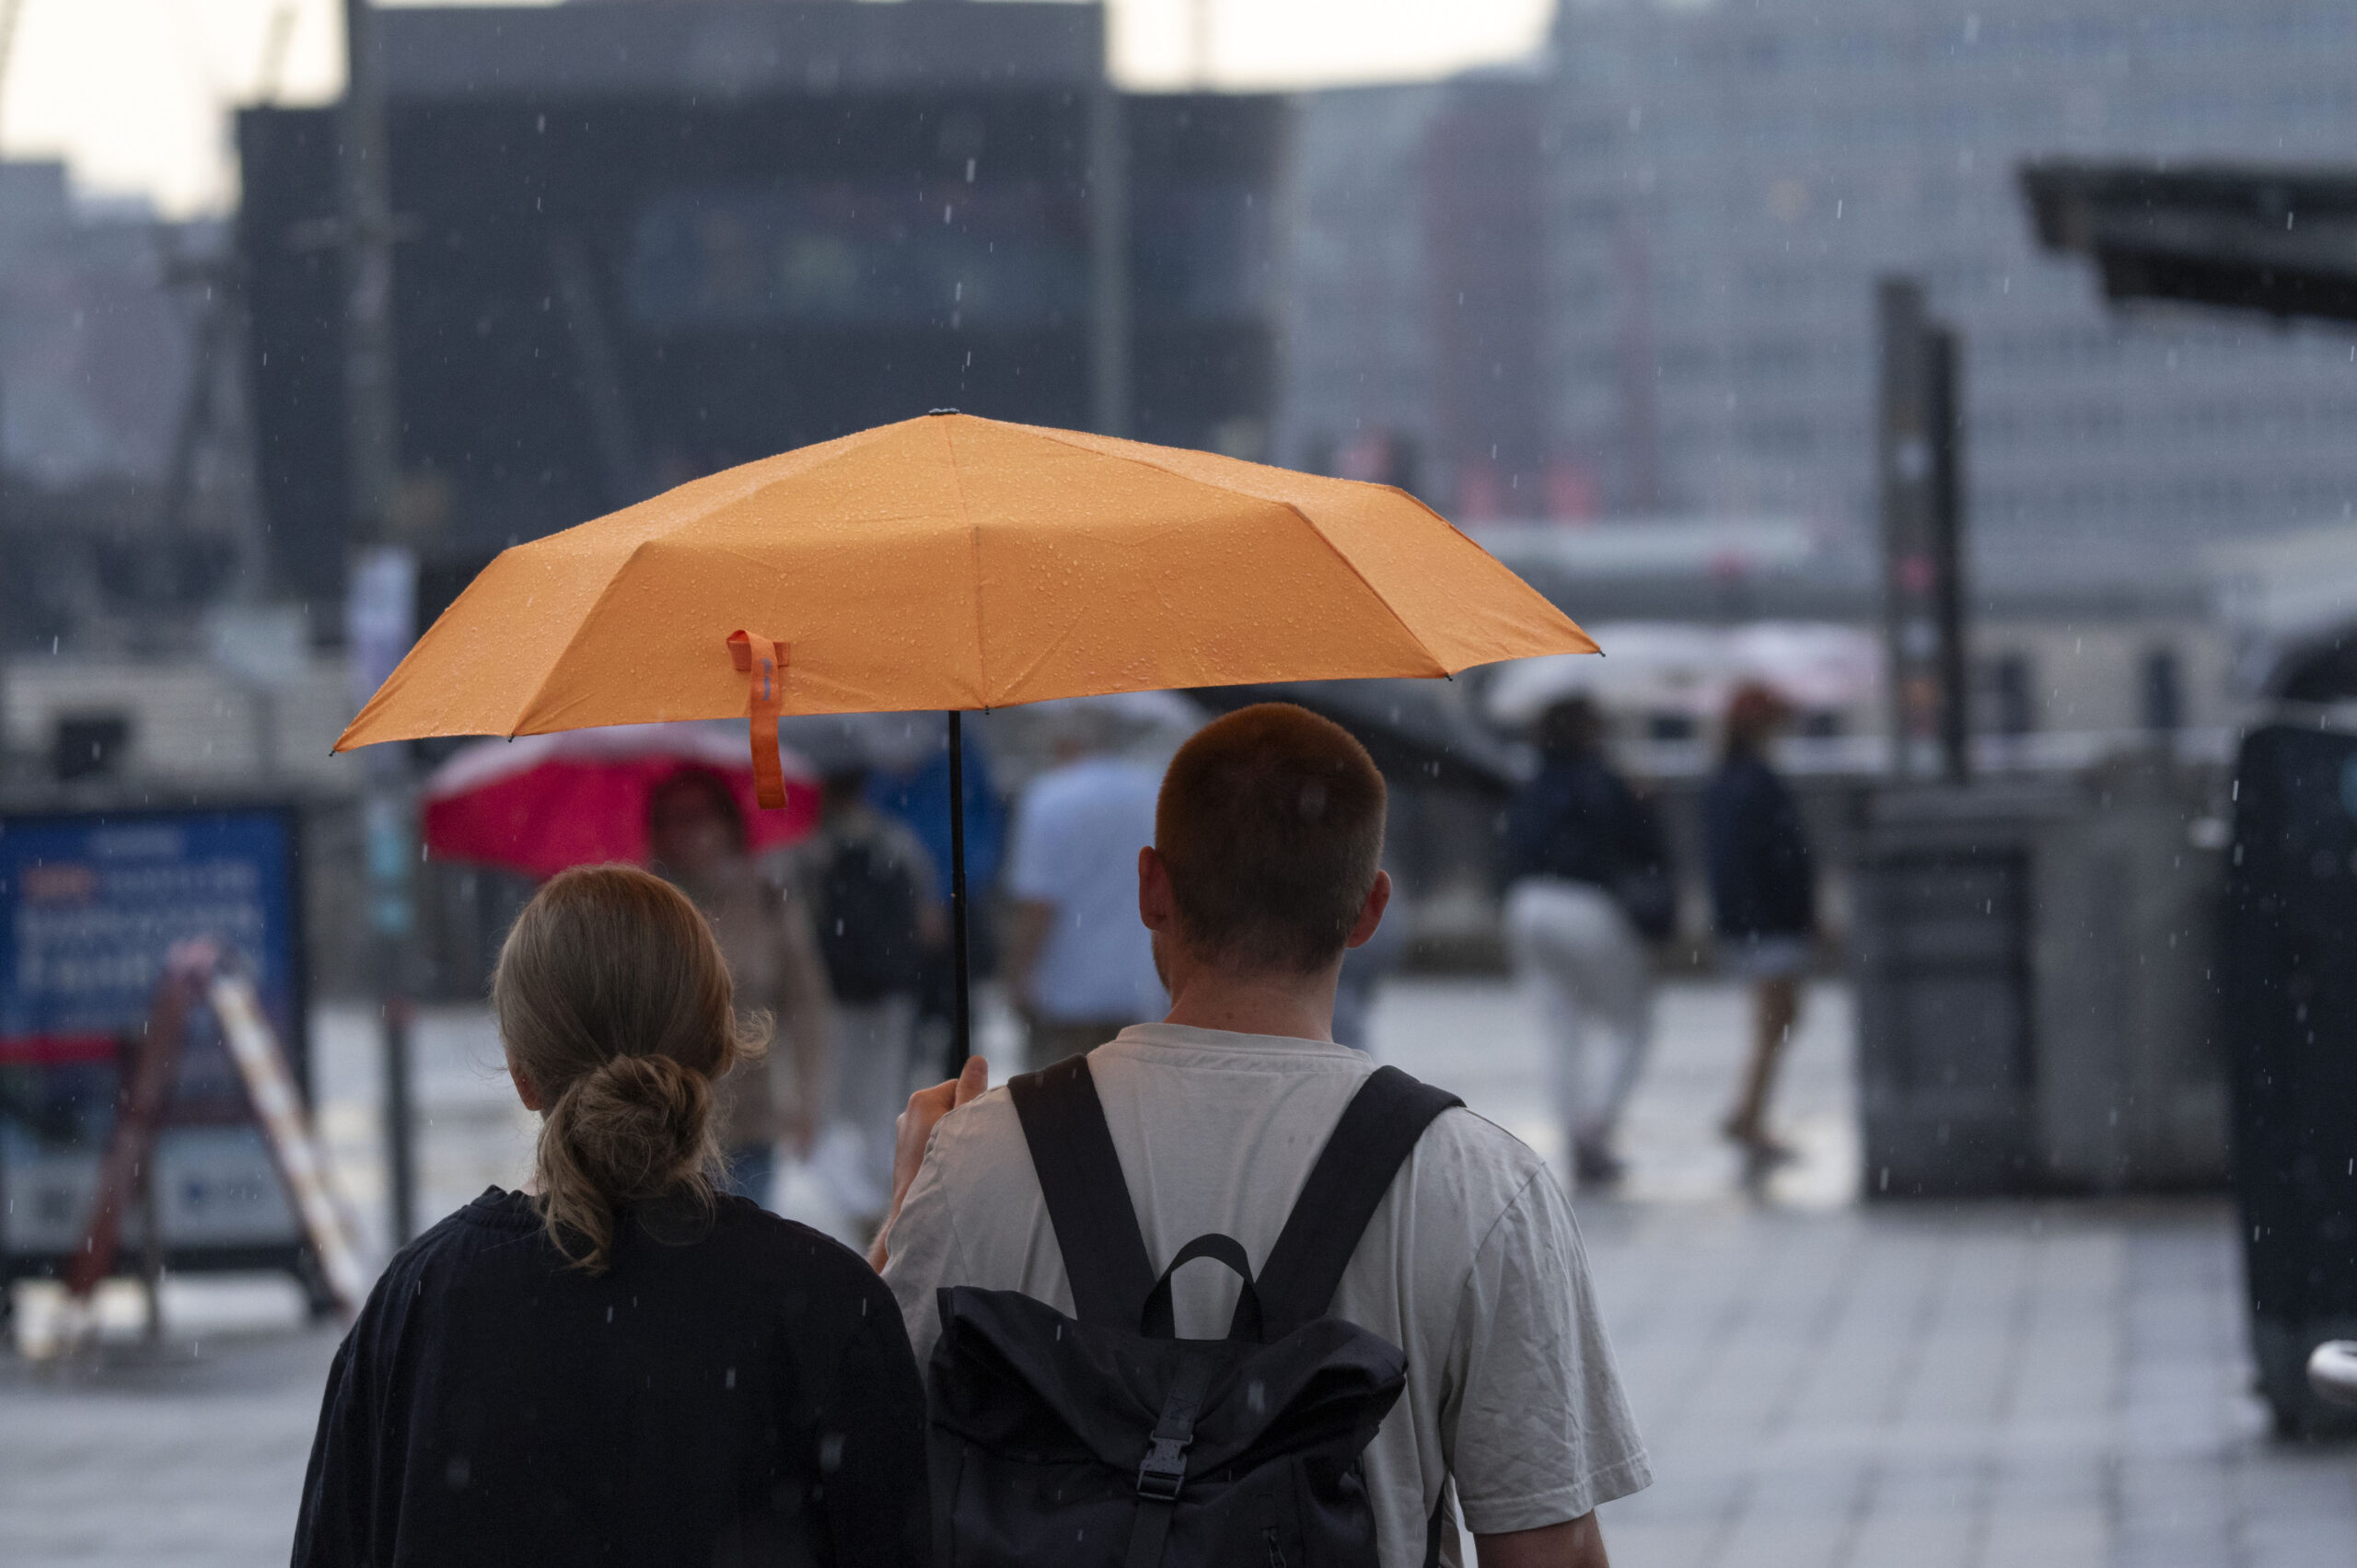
[876, 703, 1650, 1568]
[1004, 712, 1169, 1066]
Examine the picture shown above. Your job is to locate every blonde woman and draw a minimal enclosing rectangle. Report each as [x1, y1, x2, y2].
[292, 865, 927, 1568]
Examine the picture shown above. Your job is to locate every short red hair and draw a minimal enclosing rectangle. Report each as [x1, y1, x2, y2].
[1155, 703, 1386, 972]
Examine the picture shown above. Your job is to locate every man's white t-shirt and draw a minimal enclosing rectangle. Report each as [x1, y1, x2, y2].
[1006, 757, 1169, 1022]
[882, 1024, 1653, 1568]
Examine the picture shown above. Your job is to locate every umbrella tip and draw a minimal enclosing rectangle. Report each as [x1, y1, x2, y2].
[927, 407, 961, 416]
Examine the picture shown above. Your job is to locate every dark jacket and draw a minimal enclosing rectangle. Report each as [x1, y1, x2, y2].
[292, 1189, 929, 1568]
[1504, 750, 1667, 893]
[1703, 751, 1817, 939]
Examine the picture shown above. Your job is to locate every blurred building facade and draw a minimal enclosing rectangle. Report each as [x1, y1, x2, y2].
[1285, 1, 2357, 557]
[236, 1, 1283, 624]
[1273, 0, 2357, 744]
[1545, 0, 2357, 584]
[0, 162, 257, 659]
[1275, 72, 1558, 519]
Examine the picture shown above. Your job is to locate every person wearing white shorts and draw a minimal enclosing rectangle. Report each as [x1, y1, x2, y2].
[1502, 697, 1672, 1188]
[1504, 877, 1655, 1184]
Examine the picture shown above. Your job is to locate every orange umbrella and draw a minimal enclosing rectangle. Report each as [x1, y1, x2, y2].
[336, 412, 1596, 1053]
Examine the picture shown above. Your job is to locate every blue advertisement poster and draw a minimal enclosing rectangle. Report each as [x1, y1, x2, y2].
[0, 807, 308, 1268]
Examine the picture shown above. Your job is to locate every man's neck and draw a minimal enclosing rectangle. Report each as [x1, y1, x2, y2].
[1160, 962, 1342, 1043]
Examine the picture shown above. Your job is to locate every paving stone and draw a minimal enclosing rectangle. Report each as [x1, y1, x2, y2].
[10, 980, 2356, 1567]
[1976, 1504, 2107, 1567]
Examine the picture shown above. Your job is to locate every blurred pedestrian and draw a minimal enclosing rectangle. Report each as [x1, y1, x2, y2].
[791, 763, 945, 1234]
[1004, 709, 1167, 1066]
[292, 865, 928, 1568]
[1503, 695, 1674, 1189]
[874, 705, 1649, 1568]
[1705, 682, 1817, 1167]
[646, 766, 830, 1206]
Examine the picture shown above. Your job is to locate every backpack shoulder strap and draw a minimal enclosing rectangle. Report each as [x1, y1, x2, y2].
[1254, 1065, 1464, 1341]
[1007, 1057, 1158, 1330]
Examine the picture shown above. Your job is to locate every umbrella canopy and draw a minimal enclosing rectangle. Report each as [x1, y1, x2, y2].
[334, 412, 1595, 752]
[422, 722, 819, 880]
[337, 413, 1597, 1063]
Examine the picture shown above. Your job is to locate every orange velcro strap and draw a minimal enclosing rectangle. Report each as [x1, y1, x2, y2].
[726, 630, 790, 808]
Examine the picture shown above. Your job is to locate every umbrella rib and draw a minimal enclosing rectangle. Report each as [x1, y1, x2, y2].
[501, 539, 671, 736]
[1013, 425, 1449, 676]
[1268, 498, 1449, 675]
[939, 417, 991, 707]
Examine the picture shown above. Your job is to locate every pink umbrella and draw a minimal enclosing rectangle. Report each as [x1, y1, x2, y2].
[422, 722, 820, 880]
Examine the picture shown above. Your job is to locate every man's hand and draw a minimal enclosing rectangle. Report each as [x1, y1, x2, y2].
[867, 1054, 989, 1271]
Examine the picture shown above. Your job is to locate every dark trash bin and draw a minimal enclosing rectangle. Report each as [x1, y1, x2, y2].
[2223, 721, 2357, 1437]
[1853, 766, 2229, 1202]
[1851, 784, 2051, 1198]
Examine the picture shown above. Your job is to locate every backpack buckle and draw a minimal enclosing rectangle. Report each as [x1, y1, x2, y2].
[1136, 1436, 1190, 1502]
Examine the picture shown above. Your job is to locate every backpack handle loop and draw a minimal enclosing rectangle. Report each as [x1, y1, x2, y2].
[1141, 1232, 1264, 1342]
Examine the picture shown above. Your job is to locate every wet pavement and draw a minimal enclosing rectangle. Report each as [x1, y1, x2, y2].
[4, 978, 2351, 1566]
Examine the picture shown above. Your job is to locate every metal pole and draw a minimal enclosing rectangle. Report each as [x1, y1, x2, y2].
[382, 993, 415, 1242]
[1876, 277, 1969, 784]
[343, 0, 416, 1248]
[340, 0, 400, 527]
[138, 1144, 163, 1343]
[0, 0, 26, 779]
[1925, 325, 1970, 784]
[946, 711, 972, 1074]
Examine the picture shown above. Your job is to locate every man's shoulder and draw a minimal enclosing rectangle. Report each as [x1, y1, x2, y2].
[1403, 1102, 1556, 1223]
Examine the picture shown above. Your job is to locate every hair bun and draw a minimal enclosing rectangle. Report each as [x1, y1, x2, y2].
[545, 1051, 713, 1214]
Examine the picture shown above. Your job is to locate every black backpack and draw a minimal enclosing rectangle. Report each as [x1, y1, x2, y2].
[814, 830, 923, 1003]
[925, 1057, 1463, 1568]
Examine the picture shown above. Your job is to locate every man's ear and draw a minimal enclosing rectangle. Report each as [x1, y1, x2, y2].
[1343, 869, 1392, 950]
[1138, 844, 1176, 933]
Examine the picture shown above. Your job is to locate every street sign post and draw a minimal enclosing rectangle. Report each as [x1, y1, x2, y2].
[1877, 277, 1971, 783]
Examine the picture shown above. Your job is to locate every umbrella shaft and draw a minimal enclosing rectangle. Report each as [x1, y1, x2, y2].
[946, 710, 972, 1074]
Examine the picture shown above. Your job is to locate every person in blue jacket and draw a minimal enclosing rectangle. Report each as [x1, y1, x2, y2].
[1704, 683, 1817, 1167]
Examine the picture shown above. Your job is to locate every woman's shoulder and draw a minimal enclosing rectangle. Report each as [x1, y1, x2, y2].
[395, 1186, 540, 1266]
[655, 1197, 879, 1288]
[706, 1198, 880, 1276]
[342, 1188, 542, 1345]
[691, 1201, 904, 1330]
